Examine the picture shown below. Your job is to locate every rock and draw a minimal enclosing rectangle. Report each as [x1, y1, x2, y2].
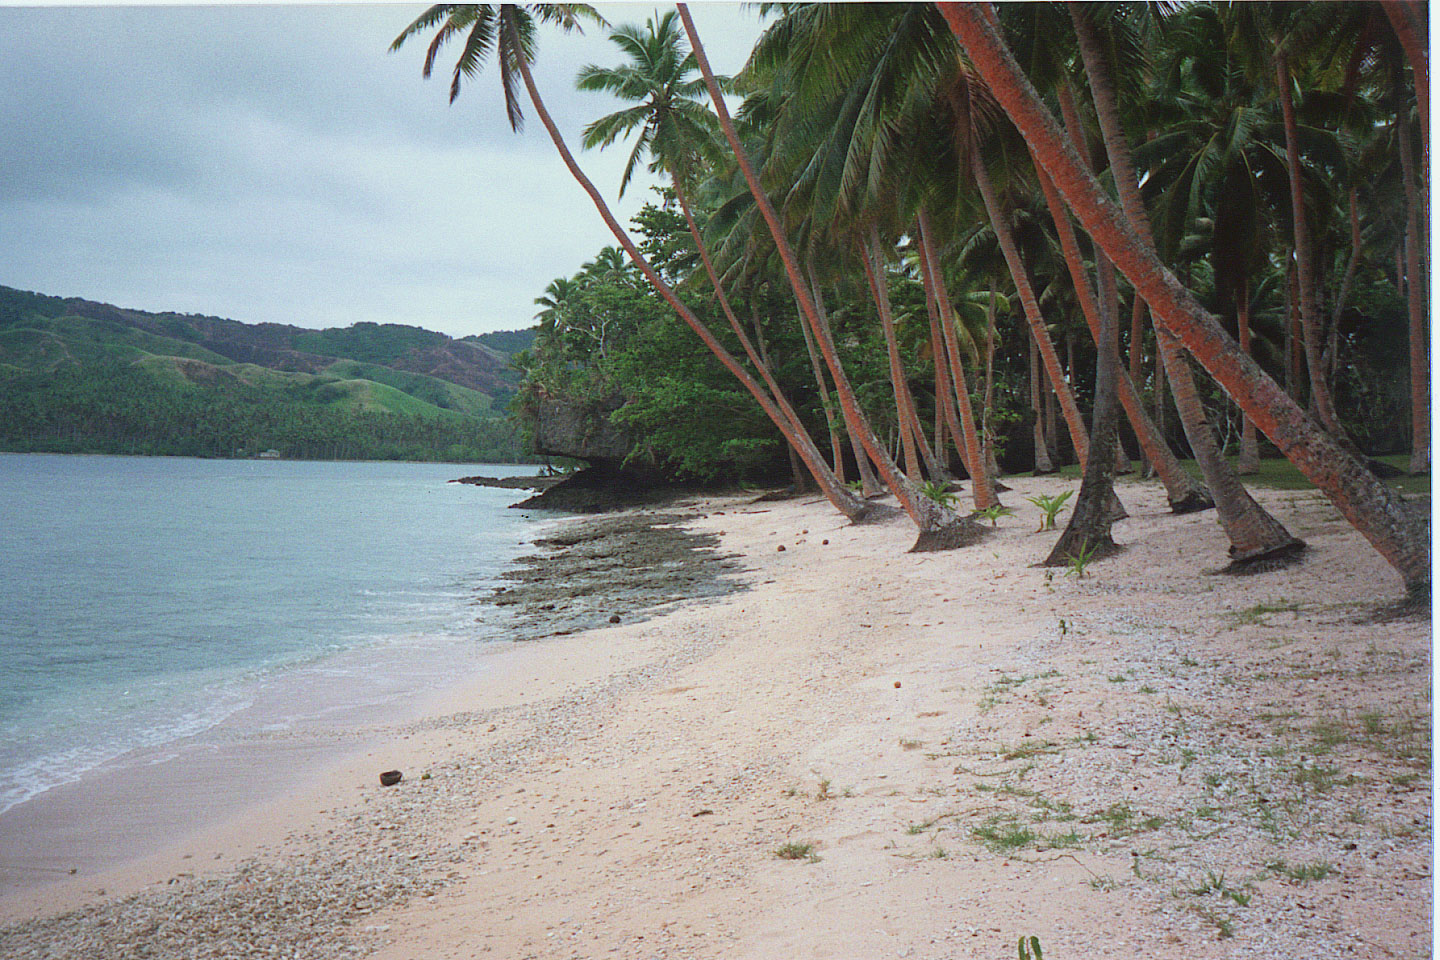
[893, 681, 902, 689]
[777, 544, 786, 552]
[379, 770, 403, 787]
[822, 539, 829, 545]
[608, 614, 622, 623]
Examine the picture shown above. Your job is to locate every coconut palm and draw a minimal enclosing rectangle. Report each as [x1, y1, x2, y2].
[939, 1, 1429, 598]
[393, 3, 873, 523]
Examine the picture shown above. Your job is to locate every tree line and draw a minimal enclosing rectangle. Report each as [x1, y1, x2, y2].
[392, 1, 1428, 598]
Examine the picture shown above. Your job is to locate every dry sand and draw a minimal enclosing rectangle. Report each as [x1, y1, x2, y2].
[0, 474, 1431, 958]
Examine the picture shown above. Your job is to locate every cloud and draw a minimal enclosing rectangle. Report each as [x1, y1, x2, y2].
[0, 3, 766, 337]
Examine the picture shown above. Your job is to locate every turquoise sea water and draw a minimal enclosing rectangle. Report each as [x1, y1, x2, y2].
[0, 454, 539, 814]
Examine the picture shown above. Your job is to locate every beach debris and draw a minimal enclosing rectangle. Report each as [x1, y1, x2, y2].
[893, 681, 902, 688]
[777, 544, 786, 552]
[379, 770, 403, 787]
[609, 614, 622, 623]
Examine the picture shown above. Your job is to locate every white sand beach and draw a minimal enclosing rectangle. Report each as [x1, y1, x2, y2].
[0, 475, 1430, 959]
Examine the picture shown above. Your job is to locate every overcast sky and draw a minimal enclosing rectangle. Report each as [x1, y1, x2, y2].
[0, 3, 767, 338]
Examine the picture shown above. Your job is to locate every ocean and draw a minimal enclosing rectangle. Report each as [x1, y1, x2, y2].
[0, 454, 542, 816]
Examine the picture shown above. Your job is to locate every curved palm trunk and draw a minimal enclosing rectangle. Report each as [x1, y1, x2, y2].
[1382, 0, 1430, 163]
[941, 2, 1428, 596]
[1236, 282, 1260, 474]
[1068, 3, 1300, 564]
[971, 150, 1090, 469]
[1276, 52, 1342, 436]
[811, 275, 884, 497]
[679, 5, 988, 549]
[1046, 239, 1123, 566]
[509, 30, 872, 523]
[1034, 160, 1212, 512]
[794, 285, 846, 485]
[1030, 336, 1055, 473]
[672, 181, 831, 485]
[1397, 107, 1429, 474]
[918, 209, 999, 510]
[916, 218, 972, 477]
[862, 237, 923, 480]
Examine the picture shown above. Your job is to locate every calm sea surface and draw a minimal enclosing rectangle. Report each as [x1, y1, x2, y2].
[0, 454, 541, 814]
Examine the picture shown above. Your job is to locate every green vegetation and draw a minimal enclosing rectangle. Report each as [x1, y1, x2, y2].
[775, 841, 819, 862]
[1026, 492, 1073, 532]
[0, 285, 530, 462]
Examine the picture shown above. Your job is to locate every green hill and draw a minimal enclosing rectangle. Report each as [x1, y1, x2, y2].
[0, 285, 534, 462]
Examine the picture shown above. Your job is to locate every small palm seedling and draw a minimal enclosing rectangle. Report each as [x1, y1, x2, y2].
[1065, 540, 1100, 578]
[1026, 490, 1073, 531]
[846, 479, 865, 494]
[920, 480, 957, 509]
[978, 504, 1015, 527]
[1018, 935, 1044, 960]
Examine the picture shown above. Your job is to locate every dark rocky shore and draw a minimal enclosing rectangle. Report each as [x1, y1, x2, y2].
[478, 505, 746, 641]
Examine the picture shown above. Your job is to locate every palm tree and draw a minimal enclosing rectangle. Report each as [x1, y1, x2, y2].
[678, 3, 986, 549]
[393, 3, 873, 523]
[940, 1, 1429, 598]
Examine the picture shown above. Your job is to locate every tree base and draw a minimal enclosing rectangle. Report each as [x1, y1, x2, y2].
[850, 501, 904, 525]
[910, 517, 990, 552]
[1040, 533, 1120, 567]
[1167, 490, 1215, 515]
[1214, 538, 1307, 575]
[1360, 581, 1430, 622]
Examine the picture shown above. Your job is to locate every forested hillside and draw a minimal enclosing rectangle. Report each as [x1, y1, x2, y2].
[0, 285, 540, 462]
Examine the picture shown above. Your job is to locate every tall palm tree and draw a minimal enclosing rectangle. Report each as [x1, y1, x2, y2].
[393, 3, 873, 523]
[940, 1, 1429, 598]
[678, 3, 986, 549]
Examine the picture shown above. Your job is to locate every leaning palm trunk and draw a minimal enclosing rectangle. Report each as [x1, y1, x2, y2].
[970, 150, 1090, 469]
[679, 5, 988, 549]
[1236, 283, 1260, 474]
[1034, 160, 1212, 513]
[1397, 106, 1429, 474]
[1046, 235, 1123, 566]
[793, 286, 846, 485]
[941, 3, 1429, 597]
[1030, 336, 1055, 473]
[862, 237, 923, 480]
[916, 217, 974, 479]
[509, 27, 872, 524]
[1276, 52, 1342, 437]
[811, 276, 884, 497]
[1068, 3, 1301, 568]
[917, 208, 1000, 509]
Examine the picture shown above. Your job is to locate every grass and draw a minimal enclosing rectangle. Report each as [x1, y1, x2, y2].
[972, 816, 1037, 854]
[1266, 859, 1335, 884]
[775, 841, 820, 862]
[1226, 599, 1301, 626]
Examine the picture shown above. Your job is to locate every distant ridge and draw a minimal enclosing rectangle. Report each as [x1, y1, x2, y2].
[0, 284, 541, 461]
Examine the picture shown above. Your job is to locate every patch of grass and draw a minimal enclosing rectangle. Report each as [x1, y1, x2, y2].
[1226, 599, 1301, 626]
[972, 816, 1037, 854]
[1292, 762, 1344, 794]
[999, 739, 1059, 761]
[1040, 828, 1084, 849]
[899, 738, 923, 751]
[1267, 859, 1335, 884]
[816, 778, 834, 801]
[775, 841, 820, 862]
[1088, 874, 1118, 891]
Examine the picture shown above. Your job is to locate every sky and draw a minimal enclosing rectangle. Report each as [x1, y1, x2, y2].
[0, 3, 767, 338]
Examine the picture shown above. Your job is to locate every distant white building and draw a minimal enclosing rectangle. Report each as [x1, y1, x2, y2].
[258, 449, 281, 459]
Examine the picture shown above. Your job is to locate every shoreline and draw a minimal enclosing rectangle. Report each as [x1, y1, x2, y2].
[0, 477, 1430, 958]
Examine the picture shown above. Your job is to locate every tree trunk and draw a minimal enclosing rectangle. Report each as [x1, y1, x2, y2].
[509, 27, 873, 523]
[916, 216, 971, 476]
[1276, 52, 1342, 436]
[1034, 159, 1212, 512]
[942, 2, 1429, 596]
[862, 233, 923, 481]
[1237, 280, 1260, 474]
[917, 209, 1000, 509]
[795, 282, 846, 485]
[811, 275, 883, 498]
[1046, 236, 1123, 566]
[972, 150, 1090, 470]
[1030, 335, 1055, 474]
[1397, 105, 1430, 473]
[1381, 0, 1430, 163]
[1067, 3, 1301, 567]
[680, 6, 979, 540]
[982, 287, 1004, 488]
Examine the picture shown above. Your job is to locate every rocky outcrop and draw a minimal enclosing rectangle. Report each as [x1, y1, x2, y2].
[528, 398, 636, 463]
